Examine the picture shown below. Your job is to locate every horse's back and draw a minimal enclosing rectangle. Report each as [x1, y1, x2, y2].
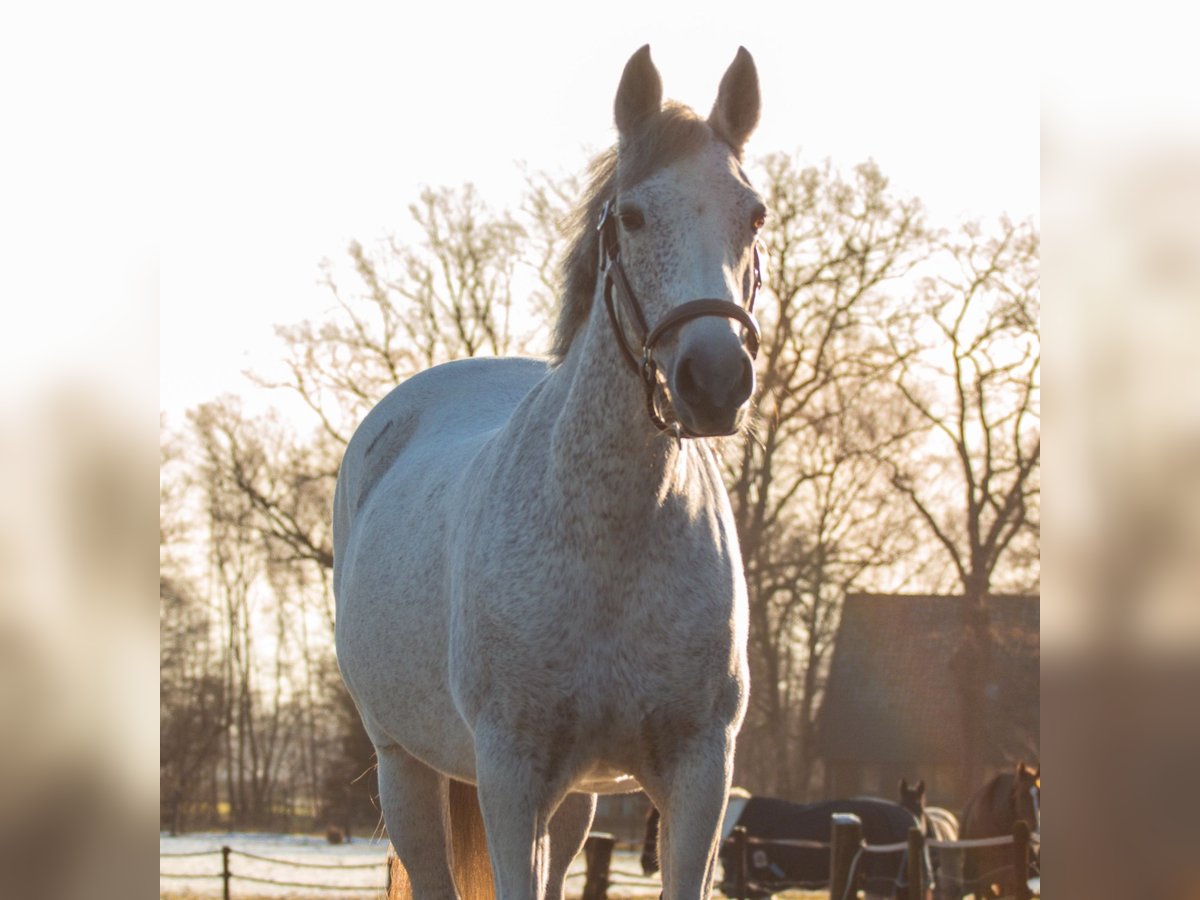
[334, 356, 548, 578]
[720, 797, 916, 896]
[733, 796, 915, 843]
[925, 806, 959, 840]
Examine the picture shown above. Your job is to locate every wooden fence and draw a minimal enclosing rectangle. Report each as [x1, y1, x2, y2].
[580, 815, 1039, 900]
[160, 845, 384, 898]
[162, 818, 1038, 899]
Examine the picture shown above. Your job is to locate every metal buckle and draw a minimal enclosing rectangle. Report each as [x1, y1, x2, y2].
[596, 199, 612, 231]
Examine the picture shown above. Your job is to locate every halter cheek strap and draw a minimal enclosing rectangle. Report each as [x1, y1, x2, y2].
[597, 199, 762, 436]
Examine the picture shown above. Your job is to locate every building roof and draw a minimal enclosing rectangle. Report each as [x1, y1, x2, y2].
[815, 593, 1039, 765]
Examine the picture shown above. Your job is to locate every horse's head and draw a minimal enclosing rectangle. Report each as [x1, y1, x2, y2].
[899, 777, 928, 834]
[603, 45, 765, 437]
[898, 777, 927, 817]
[1012, 760, 1040, 833]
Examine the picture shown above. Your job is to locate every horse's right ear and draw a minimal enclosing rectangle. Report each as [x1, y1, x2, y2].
[615, 45, 663, 136]
[708, 46, 760, 154]
[899, 778, 909, 792]
[916, 779, 925, 794]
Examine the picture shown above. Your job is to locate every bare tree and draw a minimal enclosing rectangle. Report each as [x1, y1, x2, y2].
[882, 215, 1040, 797]
[728, 155, 932, 798]
[520, 167, 582, 336]
[161, 420, 229, 833]
[181, 400, 322, 828]
[256, 183, 531, 445]
[160, 574, 227, 834]
[191, 399, 335, 583]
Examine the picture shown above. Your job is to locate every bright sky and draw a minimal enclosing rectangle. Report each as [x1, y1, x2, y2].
[158, 1, 1040, 422]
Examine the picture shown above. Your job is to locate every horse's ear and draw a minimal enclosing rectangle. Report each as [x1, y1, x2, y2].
[615, 45, 663, 136]
[900, 778, 908, 792]
[708, 46, 760, 154]
[916, 779, 926, 794]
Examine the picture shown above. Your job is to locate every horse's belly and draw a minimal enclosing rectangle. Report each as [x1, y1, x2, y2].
[576, 764, 640, 794]
[336, 566, 476, 775]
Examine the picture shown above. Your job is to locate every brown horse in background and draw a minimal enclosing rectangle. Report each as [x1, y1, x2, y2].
[958, 762, 1040, 898]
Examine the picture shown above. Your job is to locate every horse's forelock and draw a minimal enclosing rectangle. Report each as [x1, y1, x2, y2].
[616, 102, 715, 190]
[551, 103, 716, 363]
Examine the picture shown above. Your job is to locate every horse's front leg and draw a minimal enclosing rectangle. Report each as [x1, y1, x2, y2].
[473, 723, 567, 900]
[645, 735, 734, 900]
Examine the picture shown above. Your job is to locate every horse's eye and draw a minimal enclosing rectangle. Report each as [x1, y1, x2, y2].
[618, 209, 645, 231]
[751, 209, 767, 232]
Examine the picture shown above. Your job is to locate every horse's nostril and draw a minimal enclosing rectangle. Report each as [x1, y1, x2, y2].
[735, 355, 754, 403]
[677, 356, 700, 400]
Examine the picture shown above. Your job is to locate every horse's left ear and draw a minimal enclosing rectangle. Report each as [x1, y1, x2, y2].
[708, 46, 760, 154]
[916, 779, 926, 794]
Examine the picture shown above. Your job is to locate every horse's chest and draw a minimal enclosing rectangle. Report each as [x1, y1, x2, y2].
[454, 606, 746, 781]
[448, 452, 747, 771]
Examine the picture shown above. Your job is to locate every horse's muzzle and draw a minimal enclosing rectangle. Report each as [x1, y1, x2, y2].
[669, 332, 755, 436]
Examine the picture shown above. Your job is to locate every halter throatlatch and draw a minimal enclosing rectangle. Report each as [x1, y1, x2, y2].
[597, 199, 762, 437]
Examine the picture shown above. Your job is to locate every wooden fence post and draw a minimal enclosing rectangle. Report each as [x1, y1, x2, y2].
[1013, 820, 1031, 900]
[731, 825, 748, 900]
[221, 845, 231, 900]
[582, 832, 615, 900]
[906, 826, 925, 900]
[830, 813, 863, 900]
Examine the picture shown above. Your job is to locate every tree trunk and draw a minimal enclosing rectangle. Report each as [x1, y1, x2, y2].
[794, 646, 820, 801]
[956, 583, 993, 803]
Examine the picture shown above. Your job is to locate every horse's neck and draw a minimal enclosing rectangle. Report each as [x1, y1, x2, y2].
[545, 290, 699, 522]
[994, 775, 1015, 813]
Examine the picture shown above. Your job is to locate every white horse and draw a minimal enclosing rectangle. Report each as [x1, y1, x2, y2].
[334, 45, 765, 900]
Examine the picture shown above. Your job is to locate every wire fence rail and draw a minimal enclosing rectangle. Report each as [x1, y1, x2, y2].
[162, 821, 1040, 899]
[160, 845, 387, 898]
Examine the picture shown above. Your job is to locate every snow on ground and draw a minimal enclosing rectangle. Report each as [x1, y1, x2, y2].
[160, 831, 391, 897]
[160, 831, 662, 898]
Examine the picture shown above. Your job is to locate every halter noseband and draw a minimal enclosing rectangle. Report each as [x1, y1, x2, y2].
[597, 199, 762, 437]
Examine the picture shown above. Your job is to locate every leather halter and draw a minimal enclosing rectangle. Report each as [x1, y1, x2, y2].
[597, 199, 762, 437]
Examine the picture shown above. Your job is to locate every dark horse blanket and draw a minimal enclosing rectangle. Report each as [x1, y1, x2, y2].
[717, 796, 920, 897]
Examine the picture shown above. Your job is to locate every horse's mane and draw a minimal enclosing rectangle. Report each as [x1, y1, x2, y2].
[551, 102, 718, 362]
[963, 771, 1014, 826]
[985, 772, 1015, 810]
